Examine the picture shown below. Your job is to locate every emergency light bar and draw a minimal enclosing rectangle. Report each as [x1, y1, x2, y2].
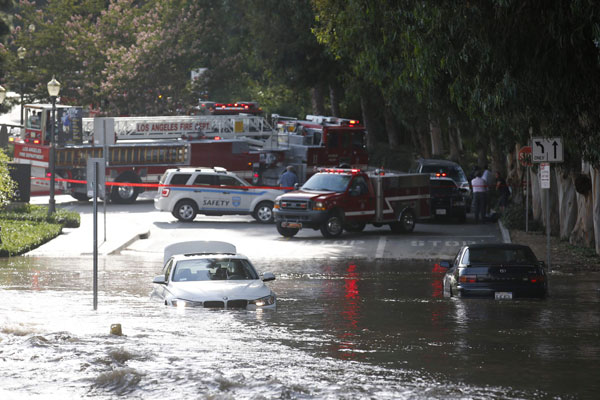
[318, 167, 361, 174]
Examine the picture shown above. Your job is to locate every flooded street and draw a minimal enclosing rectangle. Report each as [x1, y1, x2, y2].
[1, 255, 599, 399]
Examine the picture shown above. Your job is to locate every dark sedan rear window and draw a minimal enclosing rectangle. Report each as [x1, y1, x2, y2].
[463, 248, 537, 265]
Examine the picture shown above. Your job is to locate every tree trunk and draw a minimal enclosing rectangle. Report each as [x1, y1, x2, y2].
[592, 167, 600, 255]
[383, 106, 400, 149]
[506, 144, 522, 204]
[531, 168, 542, 221]
[311, 84, 326, 115]
[429, 119, 443, 157]
[329, 84, 341, 117]
[569, 163, 594, 248]
[447, 119, 460, 162]
[489, 134, 504, 176]
[475, 130, 487, 168]
[556, 168, 577, 240]
[360, 93, 376, 152]
[539, 167, 560, 235]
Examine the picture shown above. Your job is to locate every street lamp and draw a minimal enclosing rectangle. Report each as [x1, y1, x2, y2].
[47, 76, 61, 215]
[17, 46, 26, 126]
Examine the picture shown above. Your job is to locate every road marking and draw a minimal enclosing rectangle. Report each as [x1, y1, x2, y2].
[376, 236, 386, 258]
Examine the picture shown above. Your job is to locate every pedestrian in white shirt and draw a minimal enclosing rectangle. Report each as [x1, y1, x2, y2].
[471, 171, 487, 223]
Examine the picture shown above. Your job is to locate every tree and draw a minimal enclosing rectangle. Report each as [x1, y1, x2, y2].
[0, 149, 16, 208]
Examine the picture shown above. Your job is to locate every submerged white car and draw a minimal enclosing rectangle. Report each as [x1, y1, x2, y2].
[151, 241, 276, 310]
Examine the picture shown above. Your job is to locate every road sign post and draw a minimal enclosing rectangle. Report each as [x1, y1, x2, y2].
[532, 136, 562, 274]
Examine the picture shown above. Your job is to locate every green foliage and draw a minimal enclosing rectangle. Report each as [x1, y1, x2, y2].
[0, 204, 79, 256]
[0, 203, 80, 227]
[0, 148, 16, 208]
[500, 203, 542, 232]
[0, 218, 62, 256]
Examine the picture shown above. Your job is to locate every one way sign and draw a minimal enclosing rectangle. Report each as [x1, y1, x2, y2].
[532, 137, 563, 163]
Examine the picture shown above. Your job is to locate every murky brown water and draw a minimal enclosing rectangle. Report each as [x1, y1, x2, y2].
[1, 255, 598, 399]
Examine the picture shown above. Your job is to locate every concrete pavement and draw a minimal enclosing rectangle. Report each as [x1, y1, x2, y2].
[26, 192, 510, 259]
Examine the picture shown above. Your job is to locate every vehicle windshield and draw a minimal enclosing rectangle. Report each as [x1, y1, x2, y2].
[463, 248, 538, 265]
[301, 173, 352, 192]
[172, 258, 259, 282]
[422, 165, 467, 183]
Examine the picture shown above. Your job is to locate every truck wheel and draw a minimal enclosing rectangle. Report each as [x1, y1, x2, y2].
[71, 193, 90, 202]
[173, 200, 198, 222]
[320, 212, 344, 238]
[111, 173, 141, 204]
[276, 222, 299, 237]
[253, 201, 274, 224]
[344, 222, 366, 232]
[390, 209, 415, 233]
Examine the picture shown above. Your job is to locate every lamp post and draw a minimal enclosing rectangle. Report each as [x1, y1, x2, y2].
[17, 46, 26, 126]
[47, 76, 61, 215]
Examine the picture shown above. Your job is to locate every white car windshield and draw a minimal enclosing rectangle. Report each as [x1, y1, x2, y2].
[172, 258, 259, 282]
[301, 173, 351, 192]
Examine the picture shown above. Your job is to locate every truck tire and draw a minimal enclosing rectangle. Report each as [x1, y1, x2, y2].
[71, 192, 90, 202]
[320, 212, 344, 238]
[253, 201, 274, 224]
[276, 222, 299, 237]
[111, 172, 141, 204]
[344, 221, 366, 232]
[390, 209, 415, 233]
[173, 200, 198, 222]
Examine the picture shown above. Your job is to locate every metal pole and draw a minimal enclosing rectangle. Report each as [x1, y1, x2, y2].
[103, 120, 107, 243]
[525, 166, 529, 233]
[48, 96, 56, 215]
[546, 186, 551, 273]
[93, 161, 98, 311]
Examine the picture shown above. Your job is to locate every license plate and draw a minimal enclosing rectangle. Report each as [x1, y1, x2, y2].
[495, 292, 513, 300]
[283, 222, 302, 229]
[436, 209, 447, 215]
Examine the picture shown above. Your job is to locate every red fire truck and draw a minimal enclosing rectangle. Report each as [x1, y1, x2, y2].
[252, 115, 368, 186]
[273, 167, 431, 238]
[13, 104, 369, 203]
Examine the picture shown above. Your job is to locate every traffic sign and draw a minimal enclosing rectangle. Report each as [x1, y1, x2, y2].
[532, 137, 563, 162]
[540, 163, 550, 189]
[518, 146, 532, 167]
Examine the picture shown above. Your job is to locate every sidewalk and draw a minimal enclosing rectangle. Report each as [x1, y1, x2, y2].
[27, 194, 155, 257]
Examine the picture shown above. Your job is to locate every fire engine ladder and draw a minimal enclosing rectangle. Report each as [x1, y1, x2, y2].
[55, 143, 189, 167]
[82, 115, 275, 143]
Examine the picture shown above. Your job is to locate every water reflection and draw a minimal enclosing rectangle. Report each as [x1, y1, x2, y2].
[0, 256, 599, 399]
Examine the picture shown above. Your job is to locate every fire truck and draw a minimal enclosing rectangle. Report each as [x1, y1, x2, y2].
[273, 167, 431, 238]
[252, 115, 368, 186]
[12, 103, 368, 203]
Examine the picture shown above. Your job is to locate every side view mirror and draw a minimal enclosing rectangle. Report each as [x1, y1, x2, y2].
[439, 261, 452, 269]
[538, 261, 546, 269]
[294, 183, 300, 190]
[262, 272, 276, 282]
[153, 275, 167, 284]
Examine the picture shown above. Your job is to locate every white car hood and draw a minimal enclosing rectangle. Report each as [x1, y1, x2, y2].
[168, 280, 271, 302]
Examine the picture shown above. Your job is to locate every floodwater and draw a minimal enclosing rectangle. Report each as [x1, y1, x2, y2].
[0, 256, 599, 399]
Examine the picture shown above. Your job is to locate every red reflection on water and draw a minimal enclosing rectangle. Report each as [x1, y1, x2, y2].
[32, 270, 41, 290]
[338, 263, 361, 360]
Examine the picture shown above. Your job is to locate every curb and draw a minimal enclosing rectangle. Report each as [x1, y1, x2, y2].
[109, 230, 151, 255]
[498, 220, 511, 244]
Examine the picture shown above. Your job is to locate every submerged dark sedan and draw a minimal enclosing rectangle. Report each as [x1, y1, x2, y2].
[440, 243, 548, 299]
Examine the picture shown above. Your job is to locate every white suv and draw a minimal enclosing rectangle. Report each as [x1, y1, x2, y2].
[154, 167, 285, 223]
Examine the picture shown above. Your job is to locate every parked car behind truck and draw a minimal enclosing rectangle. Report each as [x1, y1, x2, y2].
[273, 167, 431, 238]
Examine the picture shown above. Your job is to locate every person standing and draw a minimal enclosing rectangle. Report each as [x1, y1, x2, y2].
[481, 164, 493, 216]
[471, 171, 487, 223]
[278, 165, 298, 190]
[495, 171, 511, 213]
